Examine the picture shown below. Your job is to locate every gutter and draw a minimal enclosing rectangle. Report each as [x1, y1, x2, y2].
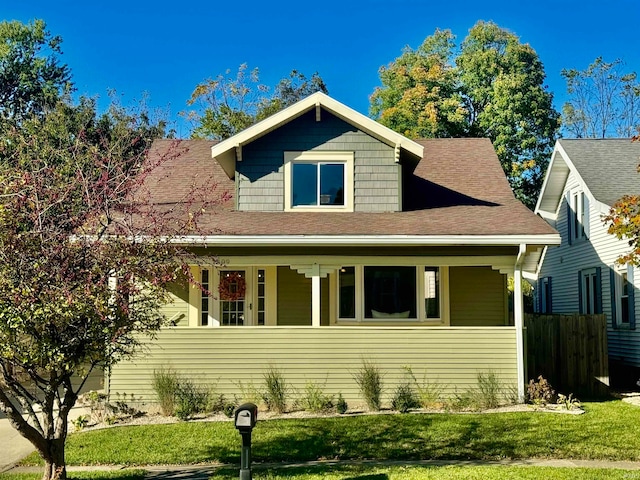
[168, 234, 561, 247]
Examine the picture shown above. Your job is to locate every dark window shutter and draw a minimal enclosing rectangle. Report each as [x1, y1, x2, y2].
[566, 192, 573, 245]
[583, 194, 590, 239]
[536, 279, 542, 313]
[610, 267, 618, 328]
[629, 264, 636, 329]
[547, 277, 553, 314]
[578, 270, 583, 314]
[595, 267, 602, 314]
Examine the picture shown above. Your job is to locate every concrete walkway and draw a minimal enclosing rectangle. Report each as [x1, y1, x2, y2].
[0, 406, 90, 473]
[7, 458, 640, 478]
[0, 414, 36, 473]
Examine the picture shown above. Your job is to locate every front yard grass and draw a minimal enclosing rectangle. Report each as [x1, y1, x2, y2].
[20, 400, 640, 466]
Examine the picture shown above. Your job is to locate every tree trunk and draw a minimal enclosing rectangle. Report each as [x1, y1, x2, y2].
[41, 438, 66, 480]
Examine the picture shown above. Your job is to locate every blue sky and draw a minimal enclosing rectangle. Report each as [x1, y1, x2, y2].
[4, 0, 639, 137]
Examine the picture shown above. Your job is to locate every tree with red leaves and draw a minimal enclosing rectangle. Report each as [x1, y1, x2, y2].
[0, 96, 222, 480]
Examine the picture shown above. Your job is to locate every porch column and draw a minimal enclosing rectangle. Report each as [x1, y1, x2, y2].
[290, 263, 342, 327]
[514, 244, 527, 402]
[311, 264, 321, 327]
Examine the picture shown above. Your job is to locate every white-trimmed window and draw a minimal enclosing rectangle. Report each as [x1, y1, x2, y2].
[284, 151, 354, 212]
[579, 267, 601, 314]
[567, 189, 590, 242]
[338, 265, 446, 322]
[611, 265, 636, 328]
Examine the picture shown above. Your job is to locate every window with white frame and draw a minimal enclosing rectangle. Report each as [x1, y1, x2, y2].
[200, 269, 210, 326]
[424, 267, 440, 318]
[284, 151, 354, 211]
[568, 189, 589, 242]
[618, 270, 630, 325]
[580, 267, 601, 314]
[365, 266, 416, 318]
[338, 266, 444, 321]
[612, 266, 635, 328]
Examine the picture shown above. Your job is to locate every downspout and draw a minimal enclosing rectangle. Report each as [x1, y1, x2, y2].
[514, 244, 527, 402]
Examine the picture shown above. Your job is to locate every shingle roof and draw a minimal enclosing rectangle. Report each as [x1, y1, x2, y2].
[559, 138, 640, 206]
[143, 137, 555, 238]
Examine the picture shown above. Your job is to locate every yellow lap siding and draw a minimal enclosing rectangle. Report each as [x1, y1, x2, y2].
[449, 266, 508, 326]
[109, 326, 518, 407]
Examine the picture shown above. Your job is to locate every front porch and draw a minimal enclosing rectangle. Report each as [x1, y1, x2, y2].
[109, 249, 531, 405]
[174, 252, 523, 328]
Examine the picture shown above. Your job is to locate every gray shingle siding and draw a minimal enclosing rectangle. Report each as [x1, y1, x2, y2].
[236, 110, 399, 212]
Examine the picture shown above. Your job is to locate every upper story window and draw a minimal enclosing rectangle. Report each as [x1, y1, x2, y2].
[567, 189, 590, 243]
[284, 151, 354, 212]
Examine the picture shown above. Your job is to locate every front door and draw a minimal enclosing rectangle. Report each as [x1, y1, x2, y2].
[219, 270, 249, 326]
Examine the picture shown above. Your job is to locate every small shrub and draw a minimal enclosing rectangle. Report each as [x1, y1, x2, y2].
[353, 359, 383, 411]
[403, 366, 445, 409]
[208, 393, 226, 413]
[263, 365, 288, 413]
[527, 375, 556, 405]
[78, 390, 110, 424]
[336, 393, 348, 414]
[152, 368, 180, 416]
[446, 388, 478, 411]
[209, 393, 237, 417]
[72, 415, 89, 431]
[104, 415, 117, 425]
[235, 379, 263, 406]
[112, 392, 143, 419]
[78, 390, 143, 425]
[391, 382, 420, 413]
[223, 400, 236, 418]
[557, 393, 581, 410]
[476, 370, 502, 409]
[302, 381, 334, 413]
[175, 379, 209, 421]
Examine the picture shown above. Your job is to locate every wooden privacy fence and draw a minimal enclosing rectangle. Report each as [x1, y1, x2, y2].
[525, 314, 609, 399]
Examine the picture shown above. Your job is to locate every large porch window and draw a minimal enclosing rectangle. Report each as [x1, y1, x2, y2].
[365, 266, 416, 318]
[338, 266, 444, 323]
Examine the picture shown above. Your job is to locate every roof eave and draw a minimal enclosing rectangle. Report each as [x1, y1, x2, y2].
[170, 233, 561, 248]
[210, 92, 424, 161]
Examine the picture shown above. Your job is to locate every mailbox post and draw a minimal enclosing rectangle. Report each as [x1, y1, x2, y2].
[234, 403, 258, 480]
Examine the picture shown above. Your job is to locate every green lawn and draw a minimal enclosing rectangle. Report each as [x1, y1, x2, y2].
[20, 400, 640, 466]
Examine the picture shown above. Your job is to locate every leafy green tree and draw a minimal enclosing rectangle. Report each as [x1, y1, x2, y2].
[370, 29, 467, 138]
[562, 57, 640, 138]
[370, 21, 560, 209]
[0, 97, 211, 480]
[185, 63, 328, 140]
[0, 19, 72, 122]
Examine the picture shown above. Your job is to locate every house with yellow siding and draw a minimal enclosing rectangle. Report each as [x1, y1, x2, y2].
[108, 92, 560, 405]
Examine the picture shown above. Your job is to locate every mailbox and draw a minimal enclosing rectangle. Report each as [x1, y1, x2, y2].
[234, 402, 258, 431]
[234, 402, 258, 480]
